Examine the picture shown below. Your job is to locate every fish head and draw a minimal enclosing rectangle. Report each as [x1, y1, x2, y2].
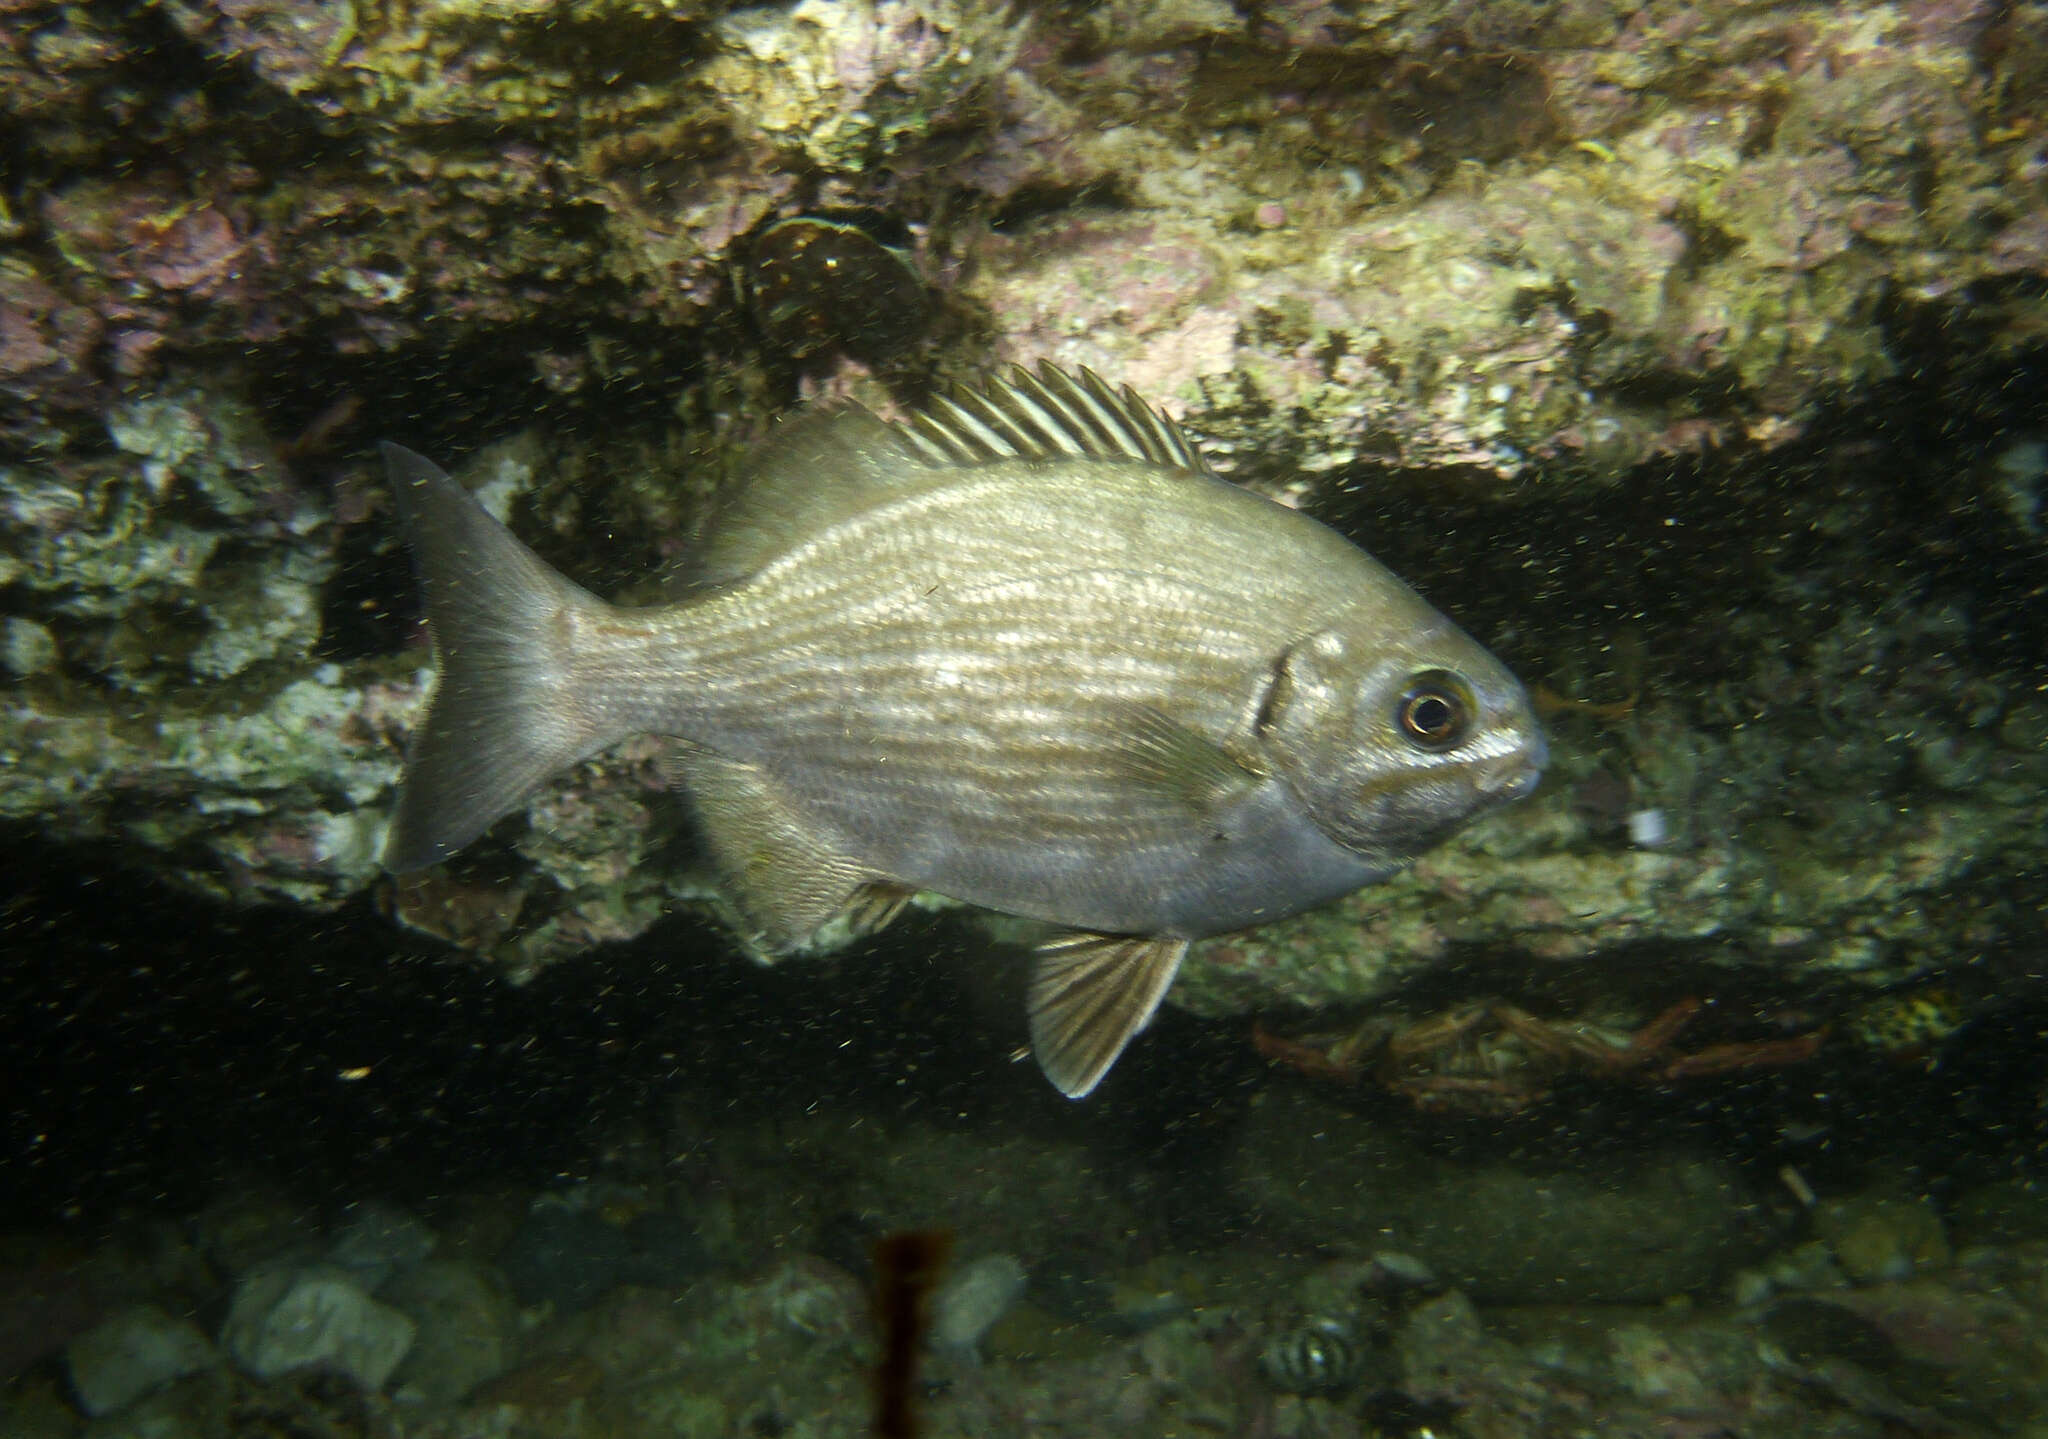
[1256, 615, 1547, 867]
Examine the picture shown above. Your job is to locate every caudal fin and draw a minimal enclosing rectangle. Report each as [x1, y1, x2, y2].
[380, 442, 612, 871]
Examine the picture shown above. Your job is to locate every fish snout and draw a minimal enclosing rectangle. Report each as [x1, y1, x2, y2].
[1476, 730, 1548, 802]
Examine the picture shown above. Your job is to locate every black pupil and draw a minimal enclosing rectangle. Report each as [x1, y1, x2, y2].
[1403, 690, 1460, 744]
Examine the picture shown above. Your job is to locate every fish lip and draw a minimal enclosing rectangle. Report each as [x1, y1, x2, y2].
[1488, 767, 1543, 801]
[1478, 734, 1548, 800]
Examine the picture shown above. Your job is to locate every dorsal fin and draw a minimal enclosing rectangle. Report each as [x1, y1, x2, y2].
[896, 363, 1214, 475]
[696, 405, 938, 583]
[697, 365, 1212, 583]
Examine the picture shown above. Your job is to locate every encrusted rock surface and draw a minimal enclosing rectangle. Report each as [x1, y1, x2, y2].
[219, 1263, 415, 1389]
[8, 0, 2043, 464]
[62, 1304, 217, 1417]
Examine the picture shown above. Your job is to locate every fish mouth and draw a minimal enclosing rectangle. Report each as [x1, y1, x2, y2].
[1477, 733, 1548, 801]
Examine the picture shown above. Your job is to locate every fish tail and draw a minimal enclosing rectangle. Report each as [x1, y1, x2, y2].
[379, 442, 621, 871]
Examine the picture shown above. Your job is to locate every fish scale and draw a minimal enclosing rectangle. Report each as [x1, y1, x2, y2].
[377, 362, 1545, 1096]
[602, 581, 1269, 780]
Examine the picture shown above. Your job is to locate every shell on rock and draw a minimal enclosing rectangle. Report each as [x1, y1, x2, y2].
[743, 213, 933, 365]
[1257, 1315, 1368, 1396]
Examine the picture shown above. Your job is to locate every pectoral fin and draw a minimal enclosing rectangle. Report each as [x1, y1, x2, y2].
[845, 881, 916, 937]
[680, 749, 903, 957]
[1029, 933, 1191, 1098]
[1109, 705, 1266, 821]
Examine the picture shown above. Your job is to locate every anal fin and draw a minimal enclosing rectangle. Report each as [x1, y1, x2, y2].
[681, 750, 899, 958]
[1029, 933, 1191, 1098]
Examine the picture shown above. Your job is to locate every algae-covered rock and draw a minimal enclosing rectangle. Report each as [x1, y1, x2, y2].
[703, 0, 1020, 174]
[189, 1188, 324, 1281]
[1950, 1178, 2048, 1249]
[220, 1263, 415, 1389]
[383, 1258, 519, 1407]
[1231, 1085, 1776, 1303]
[498, 1206, 637, 1313]
[64, 1304, 218, 1418]
[1814, 1192, 1953, 1285]
[2, 0, 2037, 464]
[326, 1200, 438, 1292]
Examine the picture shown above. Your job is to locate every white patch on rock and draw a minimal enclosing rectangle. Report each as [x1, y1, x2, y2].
[1627, 807, 1670, 848]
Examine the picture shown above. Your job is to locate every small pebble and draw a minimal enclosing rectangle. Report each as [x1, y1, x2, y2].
[66, 1304, 218, 1416]
[1727, 1267, 1776, 1310]
[1366, 1250, 1438, 1290]
[221, 1263, 415, 1389]
[1627, 807, 1669, 848]
[1814, 1194, 1950, 1284]
[930, 1253, 1028, 1363]
[1, 616, 58, 676]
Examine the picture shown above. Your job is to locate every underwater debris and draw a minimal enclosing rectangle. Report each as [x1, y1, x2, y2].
[1253, 997, 1827, 1111]
[872, 1229, 952, 1438]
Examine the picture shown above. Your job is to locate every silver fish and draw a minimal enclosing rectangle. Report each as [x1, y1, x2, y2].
[379, 364, 1546, 1096]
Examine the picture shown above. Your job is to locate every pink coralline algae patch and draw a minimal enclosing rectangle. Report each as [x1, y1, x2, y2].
[175, 0, 358, 98]
[0, 263, 99, 396]
[1706, 153, 1862, 272]
[1118, 307, 1241, 407]
[975, 215, 1231, 386]
[19, 177, 281, 407]
[130, 206, 249, 296]
[42, 183, 261, 302]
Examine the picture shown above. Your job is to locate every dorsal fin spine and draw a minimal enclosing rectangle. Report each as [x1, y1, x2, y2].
[974, 372, 1073, 456]
[952, 387, 1038, 456]
[1082, 368, 1156, 463]
[890, 363, 1213, 476]
[1023, 365, 1122, 455]
[932, 395, 1015, 459]
[898, 423, 960, 466]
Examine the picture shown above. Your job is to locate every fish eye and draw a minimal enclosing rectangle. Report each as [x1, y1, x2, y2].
[1396, 671, 1470, 751]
